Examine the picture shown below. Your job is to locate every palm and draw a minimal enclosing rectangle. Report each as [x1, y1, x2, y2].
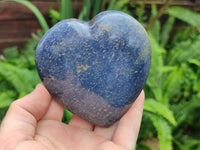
[0, 84, 144, 150]
[27, 119, 118, 150]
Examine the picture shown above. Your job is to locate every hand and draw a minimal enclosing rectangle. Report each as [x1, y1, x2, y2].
[0, 83, 144, 150]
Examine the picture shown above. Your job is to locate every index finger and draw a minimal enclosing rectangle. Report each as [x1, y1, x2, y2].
[0, 83, 52, 136]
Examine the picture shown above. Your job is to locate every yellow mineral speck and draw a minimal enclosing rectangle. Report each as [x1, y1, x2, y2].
[58, 53, 65, 57]
[77, 70, 82, 74]
[112, 52, 115, 58]
[49, 75, 55, 80]
[76, 63, 91, 74]
[106, 114, 110, 117]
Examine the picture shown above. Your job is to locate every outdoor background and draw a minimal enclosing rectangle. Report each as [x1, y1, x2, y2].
[0, 0, 200, 149]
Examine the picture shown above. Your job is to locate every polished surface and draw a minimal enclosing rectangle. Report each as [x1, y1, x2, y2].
[35, 10, 151, 127]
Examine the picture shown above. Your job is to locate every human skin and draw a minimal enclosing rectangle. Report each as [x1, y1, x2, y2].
[0, 83, 144, 150]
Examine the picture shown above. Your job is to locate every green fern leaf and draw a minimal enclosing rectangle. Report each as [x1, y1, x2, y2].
[163, 66, 183, 103]
[161, 16, 175, 46]
[0, 91, 15, 108]
[167, 6, 200, 32]
[188, 59, 200, 67]
[172, 96, 200, 125]
[3, 46, 19, 59]
[171, 37, 200, 64]
[49, 9, 61, 25]
[147, 113, 173, 150]
[0, 62, 40, 94]
[173, 138, 189, 150]
[148, 4, 161, 42]
[144, 99, 177, 126]
[146, 34, 165, 101]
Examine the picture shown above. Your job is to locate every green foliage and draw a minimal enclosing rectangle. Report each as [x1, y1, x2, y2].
[0, 62, 38, 94]
[62, 109, 73, 124]
[60, 0, 73, 20]
[49, 8, 61, 25]
[0, 31, 42, 122]
[160, 16, 175, 46]
[167, 6, 200, 32]
[0, 91, 15, 108]
[140, 4, 200, 150]
[147, 113, 173, 150]
[130, 3, 147, 24]
[0, 33, 41, 98]
[149, 4, 161, 42]
[91, 0, 106, 18]
[107, 0, 131, 15]
[1, 1, 200, 150]
[78, 0, 91, 20]
[144, 99, 177, 126]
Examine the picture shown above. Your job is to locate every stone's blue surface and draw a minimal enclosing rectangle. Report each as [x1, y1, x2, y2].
[35, 10, 151, 127]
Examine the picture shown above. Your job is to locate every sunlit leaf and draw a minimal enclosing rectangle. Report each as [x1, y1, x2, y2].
[167, 6, 200, 32]
[147, 113, 173, 150]
[144, 99, 177, 126]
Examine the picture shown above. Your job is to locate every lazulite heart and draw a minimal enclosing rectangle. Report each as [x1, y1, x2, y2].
[35, 10, 151, 127]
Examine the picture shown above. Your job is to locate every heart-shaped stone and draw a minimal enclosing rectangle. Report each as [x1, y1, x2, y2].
[35, 10, 151, 127]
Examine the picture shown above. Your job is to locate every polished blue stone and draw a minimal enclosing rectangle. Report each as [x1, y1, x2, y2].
[35, 10, 151, 127]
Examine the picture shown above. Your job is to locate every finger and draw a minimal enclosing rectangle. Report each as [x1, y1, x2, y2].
[112, 90, 145, 150]
[69, 114, 94, 130]
[42, 98, 64, 121]
[93, 122, 118, 140]
[0, 83, 52, 148]
[0, 83, 52, 136]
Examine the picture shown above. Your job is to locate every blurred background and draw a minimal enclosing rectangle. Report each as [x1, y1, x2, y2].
[0, 0, 200, 149]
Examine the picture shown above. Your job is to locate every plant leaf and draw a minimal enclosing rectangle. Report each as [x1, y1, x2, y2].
[167, 6, 200, 32]
[78, 0, 91, 21]
[146, 33, 165, 101]
[188, 59, 200, 67]
[62, 109, 73, 124]
[107, 0, 116, 10]
[144, 99, 177, 126]
[172, 96, 200, 125]
[49, 8, 61, 25]
[60, 0, 73, 20]
[92, 0, 104, 17]
[0, 91, 15, 108]
[161, 16, 175, 46]
[107, 0, 131, 15]
[162, 66, 183, 103]
[0, 62, 40, 94]
[3, 46, 19, 59]
[148, 4, 161, 42]
[147, 113, 173, 150]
